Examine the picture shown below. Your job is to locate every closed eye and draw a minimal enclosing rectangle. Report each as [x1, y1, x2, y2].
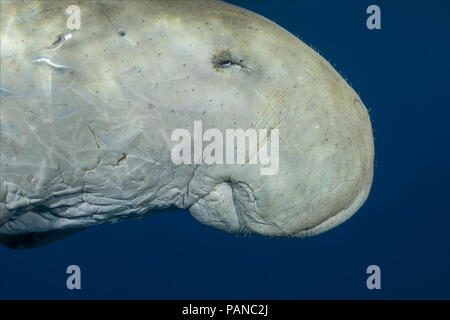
[212, 56, 249, 71]
[212, 48, 249, 71]
[219, 60, 233, 68]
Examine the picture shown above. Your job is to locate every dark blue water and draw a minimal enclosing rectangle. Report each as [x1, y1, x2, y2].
[1, 0, 449, 299]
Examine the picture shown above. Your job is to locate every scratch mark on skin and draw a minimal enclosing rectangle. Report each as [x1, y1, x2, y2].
[32, 57, 68, 70]
[245, 120, 282, 165]
[0, 86, 17, 96]
[254, 88, 288, 129]
[248, 88, 289, 150]
[112, 153, 127, 167]
[49, 32, 73, 50]
[86, 124, 100, 150]
[83, 169, 95, 177]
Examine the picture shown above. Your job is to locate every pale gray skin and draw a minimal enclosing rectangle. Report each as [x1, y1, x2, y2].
[0, 0, 374, 248]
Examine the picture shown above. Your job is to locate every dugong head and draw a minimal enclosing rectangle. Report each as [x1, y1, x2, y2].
[0, 0, 374, 248]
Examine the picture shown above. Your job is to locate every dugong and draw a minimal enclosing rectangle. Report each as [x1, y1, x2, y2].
[0, 0, 374, 248]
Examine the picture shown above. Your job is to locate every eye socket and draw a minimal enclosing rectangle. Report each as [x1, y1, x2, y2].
[211, 47, 250, 71]
[212, 54, 249, 72]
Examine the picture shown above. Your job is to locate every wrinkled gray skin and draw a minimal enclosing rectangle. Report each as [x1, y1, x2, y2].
[0, 0, 374, 248]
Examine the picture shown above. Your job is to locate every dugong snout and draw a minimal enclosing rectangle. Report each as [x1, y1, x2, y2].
[182, 2, 375, 237]
[187, 71, 374, 237]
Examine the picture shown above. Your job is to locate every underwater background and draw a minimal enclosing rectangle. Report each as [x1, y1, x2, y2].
[1, 0, 449, 299]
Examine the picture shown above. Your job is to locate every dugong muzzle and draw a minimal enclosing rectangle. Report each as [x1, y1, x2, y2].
[0, 0, 374, 248]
